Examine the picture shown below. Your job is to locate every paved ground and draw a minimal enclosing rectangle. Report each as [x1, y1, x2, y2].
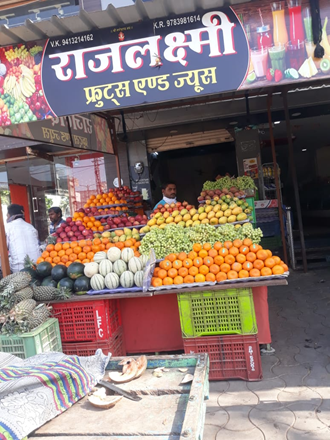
[204, 269, 330, 439]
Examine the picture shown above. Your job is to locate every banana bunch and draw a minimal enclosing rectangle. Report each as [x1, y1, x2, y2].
[12, 81, 24, 101]
[4, 75, 16, 94]
[20, 74, 36, 98]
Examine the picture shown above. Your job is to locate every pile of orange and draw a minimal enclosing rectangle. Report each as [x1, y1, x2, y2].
[83, 192, 129, 211]
[151, 239, 288, 287]
[37, 237, 141, 267]
[72, 211, 106, 232]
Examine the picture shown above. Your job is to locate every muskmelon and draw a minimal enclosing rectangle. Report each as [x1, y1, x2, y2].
[121, 248, 134, 263]
[139, 255, 149, 268]
[128, 257, 143, 274]
[113, 259, 127, 276]
[105, 273, 120, 290]
[120, 271, 134, 288]
[107, 247, 121, 262]
[84, 262, 99, 278]
[134, 270, 144, 288]
[90, 274, 105, 290]
[99, 259, 113, 277]
[94, 251, 107, 263]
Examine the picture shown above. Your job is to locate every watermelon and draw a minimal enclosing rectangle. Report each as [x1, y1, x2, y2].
[90, 274, 105, 291]
[41, 276, 57, 288]
[51, 265, 67, 282]
[120, 271, 134, 288]
[134, 271, 144, 288]
[94, 251, 107, 263]
[58, 277, 74, 292]
[84, 262, 99, 278]
[107, 247, 121, 262]
[113, 260, 127, 276]
[67, 262, 85, 280]
[121, 248, 134, 263]
[36, 261, 52, 278]
[128, 257, 143, 274]
[105, 273, 120, 290]
[74, 276, 91, 295]
[99, 259, 113, 277]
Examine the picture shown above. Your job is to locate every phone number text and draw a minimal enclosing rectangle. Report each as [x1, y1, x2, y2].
[153, 15, 201, 30]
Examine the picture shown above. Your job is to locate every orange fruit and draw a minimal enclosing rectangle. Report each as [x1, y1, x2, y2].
[83, 246, 91, 253]
[250, 243, 260, 253]
[219, 248, 229, 257]
[265, 258, 276, 269]
[87, 252, 94, 260]
[124, 240, 133, 247]
[178, 267, 188, 278]
[178, 252, 187, 261]
[250, 268, 261, 278]
[153, 267, 161, 277]
[203, 243, 212, 251]
[49, 251, 57, 259]
[168, 268, 178, 278]
[188, 251, 197, 260]
[232, 262, 242, 272]
[272, 265, 285, 275]
[216, 272, 227, 282]
[203, 256, 214, 267]
[229, 246, 239, 257]
[158, 269, 168, 279]
[63, 243, 70, 250]
[166, 253, 177, 263]
[206, 273, 216, 282]
[46, 244, 54, 252]
[78, 252, 87, 261]
[152, 277, 163, 287]
[193, 257, 203, 268]
[174, 276, 184, 285]
[198, 249, 208, 259]
[189, 266, 199, 276]
[220, 263, 231, 273]
[214, 255, 224, 266]
[163, 277, 174, 285]
[280, 263, 289, 272]
[69, 253, 78, 262]
[214, 242, 222, 251]
[240, 245, 249, 255]
[236, 253, 246, 264]
[239, 270, 249, 278]
[184, 275, 195, 284]
[54, 243, 62, 252]
[224, 241, 233, 249]
[243, 261, 253, 271]
[254, 259, 264, 270]
[66, 248, 73, 255]
[228, 270, 238, 280]
[210, 264, 220, 275]
[70, 241, 78, 249]
[224, 254, 235, 265]
[53, 256, 61, 264]
[195, 274, 205, 283]
[160, 260, 172, 270]
[233, 239, 243, 248]
[173, 260, 183, 270]
[246, 252, 257, 262]
[183, 258, 193, 268]
[199, 265, 209, 275]
[266, 250, 272, 258]
[58, 250, 65, 257]
[42, 251, 50, 259]
[45, 257, 52, 264]
[243, 238, 253, 247]
[273, 256, 281, 265]
[61, 255, 69, 263]
[193, 243, 202, 253]
[261, 267, 272, 276]
[257, 250, 268, 261]
[208, 249, 218, 258]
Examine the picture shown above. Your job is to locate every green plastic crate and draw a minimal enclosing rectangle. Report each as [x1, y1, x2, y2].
[177, 289, 257, 338]
[0, 318, 62, 359]
[260, 236, 282, 250]
[245, 197, 256, 224]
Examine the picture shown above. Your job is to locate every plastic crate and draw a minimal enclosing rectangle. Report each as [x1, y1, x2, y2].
[0, 318, 62, 359]
[177, 289, 257, 338]
[62, 327, 125, 357]
[257, 220, 280, 237]
[260, 236, 282, 250]
[183, 334, 262, 381]
[52, 299, 121, 342]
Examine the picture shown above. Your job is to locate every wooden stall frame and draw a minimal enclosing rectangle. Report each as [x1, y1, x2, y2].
[0, 196, 10, 277]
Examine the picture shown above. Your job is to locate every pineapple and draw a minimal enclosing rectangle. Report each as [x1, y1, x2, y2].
[9, 299, 36, 322]
[13, 287, 34, 302]
[0, 273, 20, 290]
[54, 287, 71, 301]
[2, 272, 32, 294]
[26, 304, 51, 330]
[32, 285, 57, 301]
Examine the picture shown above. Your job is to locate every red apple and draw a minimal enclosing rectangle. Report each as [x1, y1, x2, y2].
[66, 217, 72, 223]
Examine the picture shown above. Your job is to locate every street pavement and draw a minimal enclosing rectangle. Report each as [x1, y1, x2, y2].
[204, 268, 330, 439]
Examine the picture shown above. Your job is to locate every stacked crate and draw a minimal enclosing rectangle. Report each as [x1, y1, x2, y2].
[52, 299, 126, 357]
[178, 288, 262, 381]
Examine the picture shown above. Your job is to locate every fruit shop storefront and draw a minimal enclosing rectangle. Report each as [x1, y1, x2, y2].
[1, 0, 329, 372]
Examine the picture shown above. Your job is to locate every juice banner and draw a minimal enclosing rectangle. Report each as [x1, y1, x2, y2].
[0, 1, 329, 128]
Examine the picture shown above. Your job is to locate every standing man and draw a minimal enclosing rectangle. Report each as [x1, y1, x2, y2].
[48, 207, 66, 234]
[153, 182, 177, 210]
[6, 204, 41, 272]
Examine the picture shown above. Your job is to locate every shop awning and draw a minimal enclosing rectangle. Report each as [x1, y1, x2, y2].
[0, 0, 251, 46]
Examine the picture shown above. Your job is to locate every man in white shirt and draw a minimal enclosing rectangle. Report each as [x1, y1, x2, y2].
[6, 204, 41, 272]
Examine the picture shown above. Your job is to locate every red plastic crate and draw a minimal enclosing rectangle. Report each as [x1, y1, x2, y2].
[62, 327, 126, 357]
[183, 334, 262, 381]
[52, 299, 121, 342]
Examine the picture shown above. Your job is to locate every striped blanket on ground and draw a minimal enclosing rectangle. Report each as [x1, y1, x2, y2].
[0, 350, 110, 440]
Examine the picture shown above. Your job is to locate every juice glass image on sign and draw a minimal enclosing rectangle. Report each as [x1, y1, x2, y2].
[287, 0, 304, 45]
[251, 48, 269, 78]
[269, 44, 287, 72]
[305, 41, 321, 68]
[271, 1, 289, 46]
[287, 40, 305, 70]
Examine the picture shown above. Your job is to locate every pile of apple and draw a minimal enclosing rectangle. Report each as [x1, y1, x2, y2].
[112, 187, 143, 203]
[52, 218, 94, 243]
[151, 201, 195, 218]
[104, 214, 148, 230]
[198, 187, 246, 202]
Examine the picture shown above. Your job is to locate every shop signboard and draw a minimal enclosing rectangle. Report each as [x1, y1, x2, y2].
[0, 1, 329, 128]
